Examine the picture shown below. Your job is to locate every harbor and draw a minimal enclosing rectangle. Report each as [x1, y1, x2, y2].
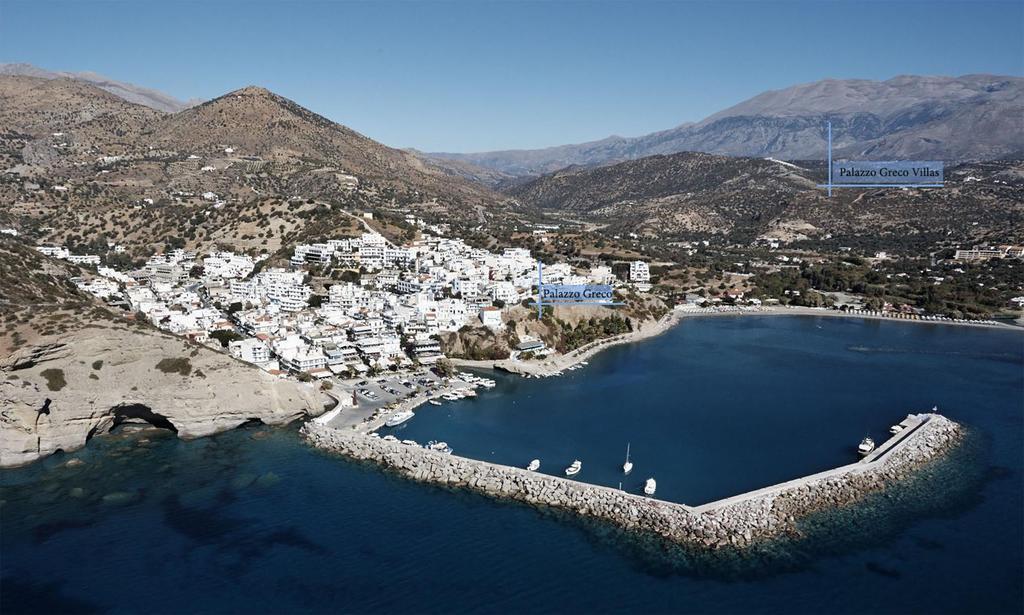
[302, 412, 964, 549]
[2, 313, 1019, 613]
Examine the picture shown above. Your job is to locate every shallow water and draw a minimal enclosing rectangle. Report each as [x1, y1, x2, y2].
[2, 316, 1021, 614]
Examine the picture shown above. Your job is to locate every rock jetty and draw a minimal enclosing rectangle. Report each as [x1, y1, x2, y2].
[302, 413, 963, 549]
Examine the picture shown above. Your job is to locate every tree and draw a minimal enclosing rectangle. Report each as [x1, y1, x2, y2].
[209, 330, 244, 348]
[435, 358, 456, 378]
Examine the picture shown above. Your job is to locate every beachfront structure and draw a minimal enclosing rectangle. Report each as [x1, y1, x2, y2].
[479, 306, 503, 329]
[589, 266, 615, 285]
[229, 338, 271, 365]
[629, 261, 651, 283]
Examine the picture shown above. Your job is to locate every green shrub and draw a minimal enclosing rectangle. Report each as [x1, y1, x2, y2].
[40, 368, 67, 391]
[155, 357, 192, 376]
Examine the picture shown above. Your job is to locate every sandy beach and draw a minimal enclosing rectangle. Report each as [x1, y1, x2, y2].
[453, 305, 1022, 379]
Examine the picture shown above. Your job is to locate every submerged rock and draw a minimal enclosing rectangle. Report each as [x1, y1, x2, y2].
[230, 473, 258, 490]
[255, 472, 281, 488]
[101, 491, 139, 506]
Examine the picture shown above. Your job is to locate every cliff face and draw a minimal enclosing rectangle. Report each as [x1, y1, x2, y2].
[0, 326, 324, 468]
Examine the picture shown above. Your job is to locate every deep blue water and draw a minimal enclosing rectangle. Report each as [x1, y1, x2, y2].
[2, 316, 1022, 614]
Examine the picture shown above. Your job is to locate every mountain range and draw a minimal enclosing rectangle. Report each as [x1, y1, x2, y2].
[508, 151, 1024, 250]
[429, 75, 1024, 179]
[0, 66, 1021, 258]
[0, 63, 200, 113]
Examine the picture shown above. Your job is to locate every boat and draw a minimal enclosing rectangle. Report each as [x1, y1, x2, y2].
[401, 439, 417, 446]
[858, 436, 876, 455]
[889, 424, 904, 434]
[622, 443, 633, 474]
[644, 478, 657, 496]
[367, 432, 380, 438]
[527, 459, 541, 471]
[429, 399, 442, 406]
[382, 435, 398, 442]
[565, 460, 582, 476]
[429, 441, 449, 451]
[385, 410, 415, 427]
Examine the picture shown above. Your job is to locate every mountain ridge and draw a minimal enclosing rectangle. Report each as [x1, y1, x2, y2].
[429, 74, 1024, 179]
[0, 62, 199, 112]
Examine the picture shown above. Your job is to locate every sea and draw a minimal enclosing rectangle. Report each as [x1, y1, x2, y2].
[1, 315, 1022, 614]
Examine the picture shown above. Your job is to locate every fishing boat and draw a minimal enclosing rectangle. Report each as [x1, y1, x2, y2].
[401, 439, 417, 446]
[565, 460, 582, 476]
[429, 399, 442, 406]
[889, 423, 904, 434]
[622, 443, 633, 474]
[385, 410, 415, 427]
[527, 459, 541, 471]
[644, 478, 657, 495]
[858, 436, 876, 455]
[381, 435, 398, 442]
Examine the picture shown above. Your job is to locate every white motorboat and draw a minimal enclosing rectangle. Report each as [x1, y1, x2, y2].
[527, 459, 541, 471]
[889, 424, 904, 434]
[565, 460, 582, 476]
[622, 443, 633, 474]
[385, 410, 415, 427]
[429, 441, 449, 451]
[429, 399, 442, 406]
[858, 436, 876, 455]
[401, 439, 417, 446]
[644, 478, 657, 496]
[382, 435, 398, 442]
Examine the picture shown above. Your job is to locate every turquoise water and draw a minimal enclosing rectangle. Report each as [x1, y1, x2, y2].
[2, 316, 1022, 614]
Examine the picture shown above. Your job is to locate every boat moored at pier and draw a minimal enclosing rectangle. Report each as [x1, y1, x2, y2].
[858, 436, 876, 455]
[386, 410, 415, 427]
[644, 478, 657, 496]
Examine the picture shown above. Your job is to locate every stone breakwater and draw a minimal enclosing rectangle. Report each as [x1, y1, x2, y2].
[302, 413, 963, 549]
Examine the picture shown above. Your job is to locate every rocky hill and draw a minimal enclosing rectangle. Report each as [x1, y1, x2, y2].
[0, 239, 325, 467]
[0, 62, 198, 112]
[430, 75, 1024, 178]
[508, 152, 1024, 250]
[0, 76, 515, 256]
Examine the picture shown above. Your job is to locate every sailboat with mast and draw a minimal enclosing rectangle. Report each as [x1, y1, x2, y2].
[622, 443, 633, 474]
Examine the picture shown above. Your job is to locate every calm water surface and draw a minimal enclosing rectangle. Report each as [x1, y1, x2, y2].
[2, 316, 1022, 614]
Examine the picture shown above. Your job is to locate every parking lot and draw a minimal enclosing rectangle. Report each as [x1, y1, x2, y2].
[327, 369, 449, 428]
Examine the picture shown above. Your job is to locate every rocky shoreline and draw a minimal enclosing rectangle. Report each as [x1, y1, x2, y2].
[302, 413, 964, 549]
[1, 327, 326, 468]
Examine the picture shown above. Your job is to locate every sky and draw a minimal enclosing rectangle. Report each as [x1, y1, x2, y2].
[1, 0, 1021, 152]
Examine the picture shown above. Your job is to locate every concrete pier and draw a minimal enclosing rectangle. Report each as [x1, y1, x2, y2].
[302, 413, 963, 549]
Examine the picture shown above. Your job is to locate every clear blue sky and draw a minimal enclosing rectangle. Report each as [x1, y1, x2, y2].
[1, 0, 1021, 152]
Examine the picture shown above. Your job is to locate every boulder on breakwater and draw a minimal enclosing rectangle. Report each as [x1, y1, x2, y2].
[301, 413, 962, 549]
